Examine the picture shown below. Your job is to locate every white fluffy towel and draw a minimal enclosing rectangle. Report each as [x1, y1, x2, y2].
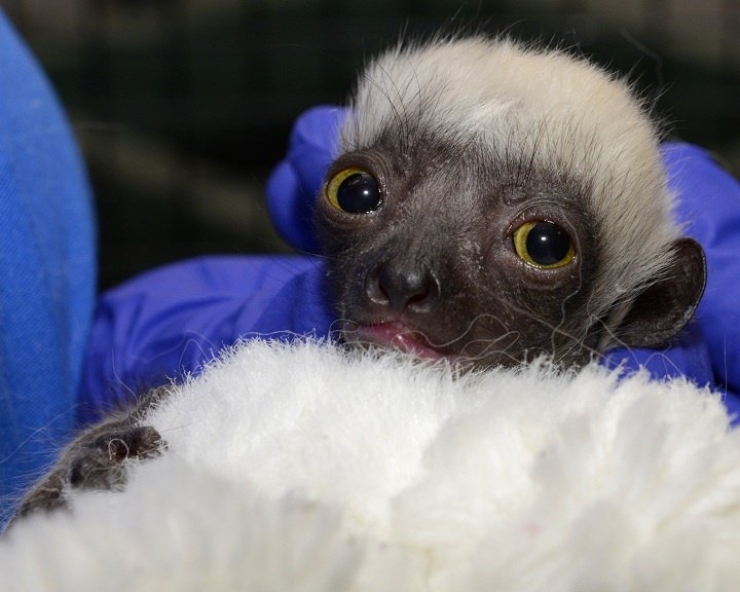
[2, 338, 740, 591]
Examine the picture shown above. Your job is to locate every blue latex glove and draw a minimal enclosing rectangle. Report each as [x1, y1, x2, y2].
[80, 106, 740, 424]
[0, 10, 96, 515]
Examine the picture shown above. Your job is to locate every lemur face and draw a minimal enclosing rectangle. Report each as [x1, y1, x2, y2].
[314, 37, 705, 369]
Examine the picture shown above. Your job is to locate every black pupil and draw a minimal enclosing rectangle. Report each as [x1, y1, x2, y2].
[526, 222, 571, 265]
[337, 173, 381, 213]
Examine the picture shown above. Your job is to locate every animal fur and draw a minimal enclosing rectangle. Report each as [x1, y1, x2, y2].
[2, 339, 739, 591]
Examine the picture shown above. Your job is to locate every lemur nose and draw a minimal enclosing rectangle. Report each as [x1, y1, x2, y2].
[365, 261, 441, 314]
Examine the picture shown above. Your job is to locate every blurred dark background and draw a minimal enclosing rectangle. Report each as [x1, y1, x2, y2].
[4, 0, 739, 290]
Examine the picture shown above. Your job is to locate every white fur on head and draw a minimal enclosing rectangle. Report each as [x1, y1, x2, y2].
[2, 339, 739, 591]
[341, 37, 680, 333]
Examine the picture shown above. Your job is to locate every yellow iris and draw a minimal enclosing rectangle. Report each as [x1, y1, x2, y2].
[325, 167, 381, 213]
[513, 221, 575, 269]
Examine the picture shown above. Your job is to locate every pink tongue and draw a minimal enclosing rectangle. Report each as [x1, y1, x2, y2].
[358, 323, 443, 361]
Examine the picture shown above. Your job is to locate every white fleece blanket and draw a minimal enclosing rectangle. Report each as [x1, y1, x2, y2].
[2, 339, 740, 591]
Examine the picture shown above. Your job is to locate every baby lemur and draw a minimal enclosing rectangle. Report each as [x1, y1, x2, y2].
[15, 36, 705, 519]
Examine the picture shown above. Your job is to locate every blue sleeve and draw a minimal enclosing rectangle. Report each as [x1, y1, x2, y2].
[0, 10, 96, 511]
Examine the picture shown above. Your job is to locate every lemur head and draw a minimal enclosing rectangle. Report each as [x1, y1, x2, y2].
[314, 37, 705, 369]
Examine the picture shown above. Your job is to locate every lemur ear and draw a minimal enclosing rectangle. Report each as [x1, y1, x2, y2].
[614, 238, 706, 348]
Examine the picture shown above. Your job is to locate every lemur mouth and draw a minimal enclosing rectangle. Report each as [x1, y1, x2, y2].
[347, 322, 449, 362]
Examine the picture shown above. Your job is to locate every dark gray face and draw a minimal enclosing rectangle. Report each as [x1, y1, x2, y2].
[315, 130, 610, 369]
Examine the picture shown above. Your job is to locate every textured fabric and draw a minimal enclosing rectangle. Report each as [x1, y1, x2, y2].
[0, 11, 96, 511]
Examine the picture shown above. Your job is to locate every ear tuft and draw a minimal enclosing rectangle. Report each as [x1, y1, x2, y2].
[614, 238, 706, 349]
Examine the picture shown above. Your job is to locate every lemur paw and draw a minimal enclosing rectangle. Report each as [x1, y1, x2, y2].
[68, 425, 166, 491]
[14, 425, 166, 521]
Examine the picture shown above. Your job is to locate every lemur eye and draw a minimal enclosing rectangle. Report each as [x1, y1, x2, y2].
[513, 221, 575, 269]
[326, 168, 382, 214]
